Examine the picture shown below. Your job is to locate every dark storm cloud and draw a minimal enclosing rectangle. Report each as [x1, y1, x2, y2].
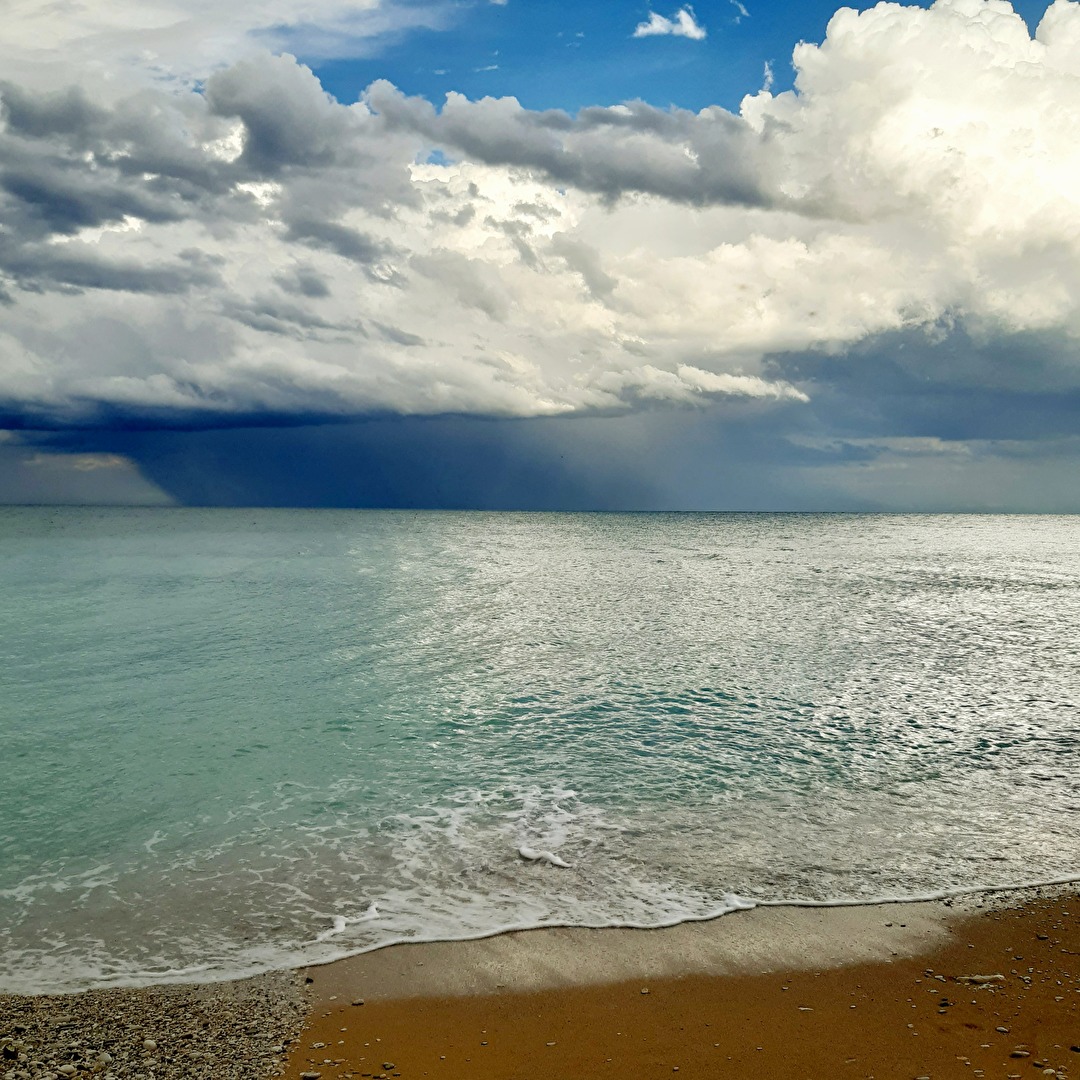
[0, 83, 108, 141]
[768, 326, 1080, 443]
[364, 81, 775, 208]
[0, 80, 237, 205]
[0, 162, 186, 236]
[43, 416, 666, 510]
[205, 53, 364, 173]
[283, 218, 394, 268]
[32, 399, 911, 512]
[275, 265, 332, 297]
[0, 79, 240, 298]
[220, 295, 359, 337]
[0, 59, 417, 322]
[0, 238, 220, 295]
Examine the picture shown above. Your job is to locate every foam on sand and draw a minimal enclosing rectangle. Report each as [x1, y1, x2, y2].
[303, 892, 964, 1003]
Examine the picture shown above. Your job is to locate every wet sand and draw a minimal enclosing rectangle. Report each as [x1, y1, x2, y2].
[285, 888, 1080, 1080]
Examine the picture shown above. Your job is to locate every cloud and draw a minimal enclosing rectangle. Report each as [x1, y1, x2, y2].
[633, 7, 708, 41]
[0, 0, 1078, 458]
[0, 1, 458, 88]
[363, 83, 770, 207]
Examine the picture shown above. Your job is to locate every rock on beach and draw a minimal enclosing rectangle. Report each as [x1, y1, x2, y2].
[0, 971, 307, 1080]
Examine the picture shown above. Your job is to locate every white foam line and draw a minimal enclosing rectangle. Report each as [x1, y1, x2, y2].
[15, 875, 1080, 995]
[108, 963, 216, 983]
[304, 873, 1080, 969]
[754, 872, 1080, 910]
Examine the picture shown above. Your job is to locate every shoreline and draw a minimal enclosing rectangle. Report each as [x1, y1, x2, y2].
[4, 884, 1080, 1078]
[286, 884, 1080, 1079]
[15, 874, 1080, 1000]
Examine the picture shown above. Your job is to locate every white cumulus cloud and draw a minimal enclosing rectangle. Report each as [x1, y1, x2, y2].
[633, 7, 708, 40]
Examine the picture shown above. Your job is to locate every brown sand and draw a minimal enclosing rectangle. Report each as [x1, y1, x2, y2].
[285, 891, 1080, 1080]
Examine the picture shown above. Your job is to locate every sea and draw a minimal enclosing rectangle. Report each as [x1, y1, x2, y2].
[2, 508, 1079, 995]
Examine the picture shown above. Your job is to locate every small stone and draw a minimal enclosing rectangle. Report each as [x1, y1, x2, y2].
[142, 1039, 157, 1051]
[57, 1067, 76, 1077]
[301, 1073, 322, 1079]
[382, 1063, 395, 1070]
[997, 1027, 1010, 1033]
[640, 988, 650, 995]
[352, 999, 365, 1007]
[1011, 1051, 1031, 1058]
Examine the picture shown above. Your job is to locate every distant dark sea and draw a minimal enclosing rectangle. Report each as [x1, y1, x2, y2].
[3, 508, 1079, 994]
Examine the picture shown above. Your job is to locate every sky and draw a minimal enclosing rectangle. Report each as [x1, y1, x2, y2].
[1, 0, 1079, 510]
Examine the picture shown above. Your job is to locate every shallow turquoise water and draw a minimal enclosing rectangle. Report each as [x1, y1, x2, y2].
[2, 509, 1079, 993]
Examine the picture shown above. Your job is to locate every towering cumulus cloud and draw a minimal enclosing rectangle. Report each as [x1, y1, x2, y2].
[0, 0, 1078, 433]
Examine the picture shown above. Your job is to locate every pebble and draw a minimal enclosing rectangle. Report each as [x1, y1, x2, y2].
[0, 968, 306, 1080]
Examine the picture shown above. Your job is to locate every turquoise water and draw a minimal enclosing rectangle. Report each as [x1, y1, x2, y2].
[2, 509, 1079, 994]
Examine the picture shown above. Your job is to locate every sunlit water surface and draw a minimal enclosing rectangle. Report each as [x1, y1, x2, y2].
[2, 509, 1079, 993]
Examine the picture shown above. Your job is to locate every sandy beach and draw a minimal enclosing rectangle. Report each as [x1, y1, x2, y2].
[284, 887, 1080, 1080]
[4, 886, 1080, 1079]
